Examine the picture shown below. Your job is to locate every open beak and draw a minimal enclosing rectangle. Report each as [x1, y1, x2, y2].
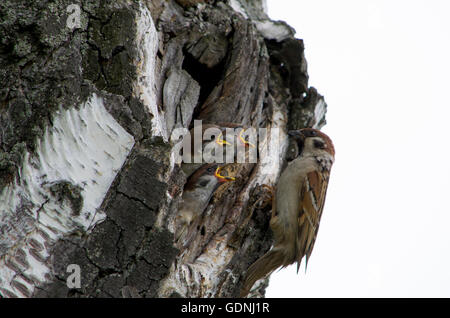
[215, 131, 231, 146]
[238, 129, 256, 148]
[214, 166, 235, 182]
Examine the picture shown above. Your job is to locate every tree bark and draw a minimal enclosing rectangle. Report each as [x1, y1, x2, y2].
[0, 0, 328, 298]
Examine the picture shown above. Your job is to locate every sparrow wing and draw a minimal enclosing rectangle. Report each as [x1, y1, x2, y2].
[296, 169, 330, 271]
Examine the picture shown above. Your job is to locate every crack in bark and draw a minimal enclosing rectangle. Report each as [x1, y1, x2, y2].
[116, 190, 154, 213]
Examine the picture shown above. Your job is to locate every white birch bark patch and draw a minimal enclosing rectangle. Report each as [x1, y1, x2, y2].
[0, 93, 134, 297]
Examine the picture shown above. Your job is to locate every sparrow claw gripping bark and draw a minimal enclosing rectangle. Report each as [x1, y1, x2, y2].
[255, 184, 274, 209]
[227, 183, 274, 249]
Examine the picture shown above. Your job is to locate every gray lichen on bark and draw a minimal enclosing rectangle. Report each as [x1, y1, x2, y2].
[0, 0, 329, 298]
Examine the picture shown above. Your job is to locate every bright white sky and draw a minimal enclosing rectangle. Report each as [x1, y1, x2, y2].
[265, 0, 450, 297]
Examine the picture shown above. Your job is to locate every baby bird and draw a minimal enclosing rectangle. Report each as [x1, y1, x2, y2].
[175, 163, 234, 242]
[180, 122, 255, 178]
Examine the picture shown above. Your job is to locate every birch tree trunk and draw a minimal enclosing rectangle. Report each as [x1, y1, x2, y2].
[0, 0, 328, 298]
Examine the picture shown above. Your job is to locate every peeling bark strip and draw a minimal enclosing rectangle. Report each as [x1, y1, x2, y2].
[0, 0, 329, 298]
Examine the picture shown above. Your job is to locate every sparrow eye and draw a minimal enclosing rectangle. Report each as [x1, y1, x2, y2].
[198, 179, 210, 187]
[314, 140, 325, 149]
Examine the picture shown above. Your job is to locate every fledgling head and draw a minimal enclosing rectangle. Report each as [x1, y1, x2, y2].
[181, 164, 234, 213]
[184, 163, 234, 194]
[182, 124, 246, 178]
[288, 128, 335, 159]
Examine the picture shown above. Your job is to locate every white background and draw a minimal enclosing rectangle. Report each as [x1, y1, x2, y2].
[265, 0, 450, 297]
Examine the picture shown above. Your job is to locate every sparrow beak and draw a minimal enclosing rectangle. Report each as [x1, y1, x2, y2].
[288, 130, 305, 140]
[288, 130, 305, 156]
[214, 166, 236, 183]
[239, 129, 256, 148]
[215, 132, 231, 146]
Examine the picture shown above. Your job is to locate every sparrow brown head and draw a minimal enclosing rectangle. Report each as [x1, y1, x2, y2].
[288, 128, 335, 158]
